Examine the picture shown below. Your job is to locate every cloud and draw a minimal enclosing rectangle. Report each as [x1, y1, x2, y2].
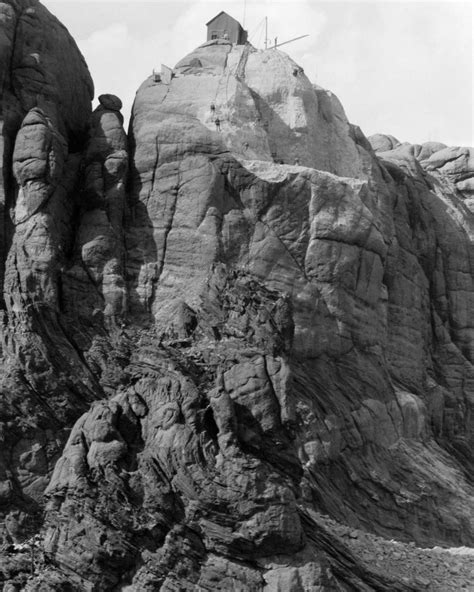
[80, 22, 129, 52]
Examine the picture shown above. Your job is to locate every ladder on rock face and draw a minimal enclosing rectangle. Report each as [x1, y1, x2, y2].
[235, 43, 251, 80]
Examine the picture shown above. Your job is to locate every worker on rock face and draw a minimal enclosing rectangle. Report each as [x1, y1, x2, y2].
[210, 103, 215, 113]
[215, 117, 221, 131]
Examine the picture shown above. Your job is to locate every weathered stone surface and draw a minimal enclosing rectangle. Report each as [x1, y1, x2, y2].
[0, 0, 93, 295]
[147, 42, 372, 177]
[1, 7, 473, 592]
[98, 93, 122, 111]
[423, 146, 474, 209]
[0, 0, 98, 567]
[63, 98, 128, 325]
[369, 135, 474, 211]
[368, 133, 401, 153]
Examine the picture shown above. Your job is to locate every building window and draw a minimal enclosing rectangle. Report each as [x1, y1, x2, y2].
[211, 31, 218, 40]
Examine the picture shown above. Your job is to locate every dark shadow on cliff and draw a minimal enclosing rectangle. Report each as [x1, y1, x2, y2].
[0, 109, 23, 309]
[123, 112, 159, 328]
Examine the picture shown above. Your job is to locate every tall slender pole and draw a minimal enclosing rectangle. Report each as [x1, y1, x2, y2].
[264, 17, 268, 49]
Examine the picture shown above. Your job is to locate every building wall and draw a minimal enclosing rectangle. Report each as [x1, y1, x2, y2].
[207, 13, 247, 44]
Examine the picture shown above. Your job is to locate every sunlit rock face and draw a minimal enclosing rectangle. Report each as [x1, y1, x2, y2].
[1, 6, 473, 591]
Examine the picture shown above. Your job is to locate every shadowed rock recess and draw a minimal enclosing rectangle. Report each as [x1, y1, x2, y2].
[1, 3, 473, 591]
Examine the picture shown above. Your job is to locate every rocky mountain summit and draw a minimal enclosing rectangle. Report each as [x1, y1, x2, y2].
[1, 2, 473, 590]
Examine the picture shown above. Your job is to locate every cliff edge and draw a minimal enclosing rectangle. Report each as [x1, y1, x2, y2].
[0, 5, 473, 591]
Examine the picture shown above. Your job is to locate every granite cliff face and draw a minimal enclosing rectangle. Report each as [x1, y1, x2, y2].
[1, 3, 473, 591]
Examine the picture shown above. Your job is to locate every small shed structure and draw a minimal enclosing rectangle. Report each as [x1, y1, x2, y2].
[206, 11, 248, 44]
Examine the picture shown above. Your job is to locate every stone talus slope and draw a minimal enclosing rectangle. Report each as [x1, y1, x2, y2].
[0, 15, 473, 592]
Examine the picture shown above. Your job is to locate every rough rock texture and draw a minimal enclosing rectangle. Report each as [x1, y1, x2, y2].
[1, 6, 474, 592]
[0, 0, 96, 541]
[63, 96, 128, 325]
[369, 134, 474, 211]
[0, 0, 107, 564]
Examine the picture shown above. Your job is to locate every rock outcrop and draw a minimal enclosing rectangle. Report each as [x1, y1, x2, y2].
[63, 94, 128, 325]
[1, 5, 473, 591]
[0, 0, 112, 561]
[369, 133, 474, 211]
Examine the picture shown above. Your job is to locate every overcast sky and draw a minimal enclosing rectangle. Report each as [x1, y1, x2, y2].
[43, 0, 473, 147]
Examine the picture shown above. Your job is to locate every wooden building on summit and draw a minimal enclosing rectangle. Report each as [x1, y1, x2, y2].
[206, 11, 248, 45]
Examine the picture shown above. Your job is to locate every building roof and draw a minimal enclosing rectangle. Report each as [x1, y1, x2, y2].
[205, 11, 243, 28]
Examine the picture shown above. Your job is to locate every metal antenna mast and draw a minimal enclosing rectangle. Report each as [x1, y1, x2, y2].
[263, 17, 308, 50]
